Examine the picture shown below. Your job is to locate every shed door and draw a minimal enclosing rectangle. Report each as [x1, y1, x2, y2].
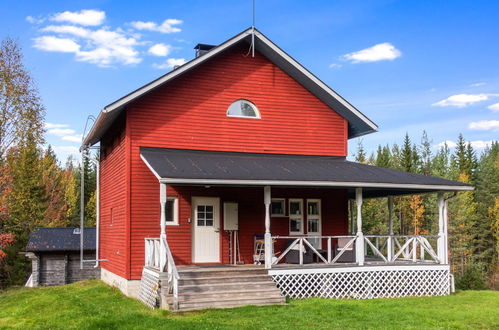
[192, 197, 220, 263]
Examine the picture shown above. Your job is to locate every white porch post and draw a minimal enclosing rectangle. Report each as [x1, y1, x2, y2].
[437, 192, 446, 264]
[264, 186, 272, 269]
[159, 183, 167, 272]
[443, 198, 450, 264]
[355, 188, 365, 266]
[387, 196, 394, 262]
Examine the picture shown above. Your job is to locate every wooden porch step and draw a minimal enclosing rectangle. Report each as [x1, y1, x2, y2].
[178, 273, 272, 285]
[162, 266, 285, 311]
[180, 280, 278, 294]
[169, 287, 283, 302]
[176, 296, 286, 312]
[178, 268, 267, 279]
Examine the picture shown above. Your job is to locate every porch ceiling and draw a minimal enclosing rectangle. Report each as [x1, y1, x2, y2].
[140, 147, 472, 196]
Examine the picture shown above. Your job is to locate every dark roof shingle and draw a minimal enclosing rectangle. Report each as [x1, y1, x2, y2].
[26, 227, 96, 252]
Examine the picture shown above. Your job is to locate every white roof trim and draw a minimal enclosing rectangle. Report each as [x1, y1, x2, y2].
[157, 177, 474, 191]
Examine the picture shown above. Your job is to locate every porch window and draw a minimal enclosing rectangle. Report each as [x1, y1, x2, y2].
[271, 198, 286, 217]
[226, 99, 260, 119]
[307, 199, 322, 248]
[164, 197, 179, 225]
[289, 199, 303, 234]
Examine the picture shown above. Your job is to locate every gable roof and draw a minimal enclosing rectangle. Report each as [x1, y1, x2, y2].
[140, 147, 473, 198]
[26, 227, 96, 252]
[82, 28, 378, 147]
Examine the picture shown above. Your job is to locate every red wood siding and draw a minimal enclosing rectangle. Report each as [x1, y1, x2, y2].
[128, 43, 348, 157]
[99, 113, 129, 278]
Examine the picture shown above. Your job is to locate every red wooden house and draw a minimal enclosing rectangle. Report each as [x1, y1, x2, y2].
[82, 28, 472, 311]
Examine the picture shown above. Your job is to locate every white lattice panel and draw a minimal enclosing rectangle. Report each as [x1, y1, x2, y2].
[270, 266, 450, 299]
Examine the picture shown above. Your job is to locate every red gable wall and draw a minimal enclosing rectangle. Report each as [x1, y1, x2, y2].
[128, 43, 348, 156]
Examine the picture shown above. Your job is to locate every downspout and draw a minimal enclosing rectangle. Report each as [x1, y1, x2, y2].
[94, 159, 100, 268]
[80, 148, 85, 270]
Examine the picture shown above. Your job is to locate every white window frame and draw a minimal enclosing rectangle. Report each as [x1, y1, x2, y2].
[289, 199, 304, 235]
[306, 199, 322, 248]
[165, 196, 179, 226]
[271, 198, 286, 217]
[226, 99, 261, 119]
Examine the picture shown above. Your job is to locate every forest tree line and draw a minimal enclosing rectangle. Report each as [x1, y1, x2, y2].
[0, 37, 497, 288]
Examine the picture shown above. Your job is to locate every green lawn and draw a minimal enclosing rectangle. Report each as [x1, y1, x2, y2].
[0, 280, 497, 329]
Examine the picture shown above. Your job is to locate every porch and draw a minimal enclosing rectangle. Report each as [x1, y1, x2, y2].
[137, 147, 471, 310]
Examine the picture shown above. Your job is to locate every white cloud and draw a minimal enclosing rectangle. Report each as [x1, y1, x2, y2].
[130, 18, 182, 33]
[437, 140, 495, 150]
[35, 25, 141, 66]
[44, 123, 69, 129]
[329, 63, 342, 69]
[432, 93, 497, 108]
[33, 36, 81, 53]
[342, 42, 401, 63]
[61, 134, 83, 142]
[46, 126, 82, 143]
[153, 58, 186, 69]
[42, 25, 90, 38]
[437, 140, 457, 148]
[51, 9, 105, 26]
[26, 15, 45, 24]
[148, 43, 171, 57]
[468, 120, 499, 131]
[47, 128, 76, 136]
[470, 82, 486, 87]
[488, 102, 499, 112]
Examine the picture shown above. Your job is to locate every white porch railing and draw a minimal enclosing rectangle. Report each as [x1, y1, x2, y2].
[144, 237, 180, 309]
[271, 235, 357, 267]
[269, 234, 441, 268]
[364, 235, 440, 263]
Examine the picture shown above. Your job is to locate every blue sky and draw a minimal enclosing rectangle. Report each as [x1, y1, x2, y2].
[1, 0, 498, 161]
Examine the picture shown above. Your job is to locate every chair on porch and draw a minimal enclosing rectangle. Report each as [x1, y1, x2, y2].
[335, 238, 355, 263]
[284, 239, 314, 264]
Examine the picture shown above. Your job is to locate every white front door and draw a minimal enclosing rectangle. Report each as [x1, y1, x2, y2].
[192, 197, 220, 263]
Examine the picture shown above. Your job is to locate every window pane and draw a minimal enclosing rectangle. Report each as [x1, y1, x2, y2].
[227, 100, 258, 118]
[271, 200, 284, 215]
[290, 202, 301, 215]
[206, 205, 213, 213]
[308, 218, 319, 233]
[290, 218, 301, 232]
[197, 219, 205, 226]
[206, 219, 213, 226]
[165, 200, 174, 222]
[198, 212, 205, 219]
[308, 202, 319, 215]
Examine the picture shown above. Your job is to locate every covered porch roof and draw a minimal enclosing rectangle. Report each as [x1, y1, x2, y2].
[140, 147, 472, 198]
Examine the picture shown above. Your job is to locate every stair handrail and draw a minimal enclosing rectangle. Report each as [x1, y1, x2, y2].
[162, 236, 179, 310]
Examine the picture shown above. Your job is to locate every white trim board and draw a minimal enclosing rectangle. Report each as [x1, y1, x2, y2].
[157, 177, 473, 191]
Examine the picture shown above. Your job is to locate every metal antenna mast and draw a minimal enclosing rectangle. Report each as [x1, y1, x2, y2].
[251, 0, 255, 57]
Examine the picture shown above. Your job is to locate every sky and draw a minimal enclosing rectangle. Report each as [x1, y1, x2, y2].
[1, 0, 498, 161]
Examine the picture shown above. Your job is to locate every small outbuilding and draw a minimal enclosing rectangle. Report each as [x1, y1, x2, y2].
[25, 227, 100, 287]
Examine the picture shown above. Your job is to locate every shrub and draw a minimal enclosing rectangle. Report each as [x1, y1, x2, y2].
[455, 264, 489, 290]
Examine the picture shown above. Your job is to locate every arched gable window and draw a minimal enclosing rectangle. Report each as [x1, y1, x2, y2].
[226, 99, 260, 119]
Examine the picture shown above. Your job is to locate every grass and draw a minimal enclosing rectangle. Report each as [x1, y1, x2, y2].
[0, 280, 498, 329]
